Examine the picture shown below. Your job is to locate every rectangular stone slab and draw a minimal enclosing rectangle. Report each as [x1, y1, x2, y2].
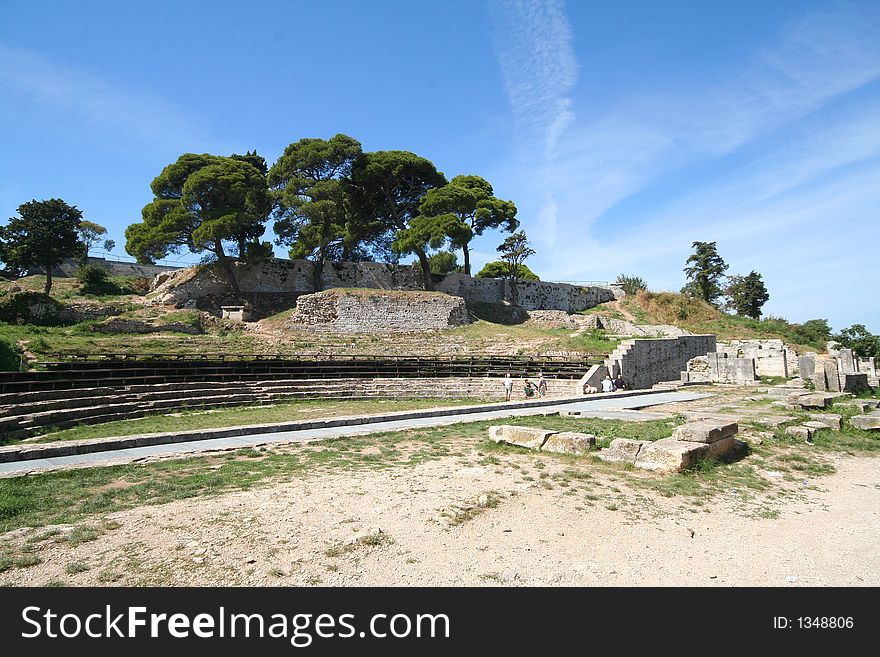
[541, 432, 596, 455]
[795, 393, 834, 409]
[635, 439, 709, 473]
[807, 414, 842, 430]
[488, 425, 555, 449]
[671, 420, 738, 443]
[851, 415, 880, 431]
[597, 438, 651, 464]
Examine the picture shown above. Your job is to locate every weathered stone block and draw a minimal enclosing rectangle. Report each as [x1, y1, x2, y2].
[798, 353, 816, 381]
[851, 414, 880, 431]
[541, 432, 596, 455]
[705, 436, 745, 460]
[597, 438, 651, 464]
[807, 414, 842, 430]
[634, 439, 709, 473]
[841, 373, 869, 393]
[785, 425, 815, 440]
[488, 425, 555, 449]
[671, 420, 738, 444]
[824, 360, 841, 392]
[795, 393, 834, 409]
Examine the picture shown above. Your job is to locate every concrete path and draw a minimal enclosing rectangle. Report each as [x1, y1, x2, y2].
[0, 391, 710, 476]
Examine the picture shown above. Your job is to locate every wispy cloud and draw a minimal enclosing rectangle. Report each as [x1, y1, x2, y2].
[489, 0, 578, 243]
[0, 43, 202, 150]
[488, 3, 880, 328]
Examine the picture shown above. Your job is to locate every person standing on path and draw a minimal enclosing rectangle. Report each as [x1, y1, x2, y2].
[536, 372, 547, 397]
[503, 372, 513, 401]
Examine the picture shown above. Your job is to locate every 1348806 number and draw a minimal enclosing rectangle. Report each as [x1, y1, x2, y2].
[797, 617, 853, 629]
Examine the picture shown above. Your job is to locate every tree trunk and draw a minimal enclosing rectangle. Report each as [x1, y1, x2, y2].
[462, 244, 471, 276]
[44, 266, 53, 295]
[414, 248, 434, 291]
[313, 251, 325, 293]
[214, 240, 243, 300]
[509, 277, 519, 306]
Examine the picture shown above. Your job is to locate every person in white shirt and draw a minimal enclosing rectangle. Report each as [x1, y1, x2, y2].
[601, 376, 614, 393]
[503, 372, 513, 401]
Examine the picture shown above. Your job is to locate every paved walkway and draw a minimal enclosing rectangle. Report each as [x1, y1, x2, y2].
[0, 391, 710, 476]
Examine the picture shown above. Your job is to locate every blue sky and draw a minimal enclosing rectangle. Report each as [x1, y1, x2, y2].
[1, 0, 878, 332]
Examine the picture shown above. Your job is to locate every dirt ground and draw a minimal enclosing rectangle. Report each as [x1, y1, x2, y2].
[2, 392, 878, 587]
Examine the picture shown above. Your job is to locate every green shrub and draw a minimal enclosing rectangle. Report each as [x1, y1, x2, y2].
[75, 264, 122, 295]
[0, 336, 23, 371]
[0, 291, 66, 325]
[614, 274, 648, 296]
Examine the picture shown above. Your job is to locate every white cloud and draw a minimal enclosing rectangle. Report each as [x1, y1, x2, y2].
[0, 43, 203, 150]
[489, 3, 880, 329]
[489, 0, 579, 246]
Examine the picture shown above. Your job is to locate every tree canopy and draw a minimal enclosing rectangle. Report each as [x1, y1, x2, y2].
[0, 198, 84, 293]
[476, 260, 539, 281]
[682, 241, 728, 305]
[428, 250, 460, 275]
[125, 153, 271, 297]
[411, 175, 517, 275]
[269, 134, 367, 291]
[833, 324, 880, 360]
[77, 220, 107, 260]
[725, 271, 770, 319]
[496, 231, 536, 306]
[351, 150, 447, 289]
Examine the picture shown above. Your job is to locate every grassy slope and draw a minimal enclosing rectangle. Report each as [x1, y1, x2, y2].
[605, 291, 827, 351]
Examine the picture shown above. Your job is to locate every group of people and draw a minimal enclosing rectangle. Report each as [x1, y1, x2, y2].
[502, 370, 626, 401]
[502, 371, 547, 401]
[584, 373, 626, 394]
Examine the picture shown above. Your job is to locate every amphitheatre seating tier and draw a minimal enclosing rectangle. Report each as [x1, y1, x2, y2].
[0, 354, 598, 394]
[0, 375, 576, 439]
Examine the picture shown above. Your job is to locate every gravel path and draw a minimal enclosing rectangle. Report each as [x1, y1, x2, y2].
[2, 438, 876, 587]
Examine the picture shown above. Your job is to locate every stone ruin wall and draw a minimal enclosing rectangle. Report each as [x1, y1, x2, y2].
[148, 259, 620, 314]
[607, 335, 717, 390]
[289, 290, 471, 333]
[715, 339, 798, 377]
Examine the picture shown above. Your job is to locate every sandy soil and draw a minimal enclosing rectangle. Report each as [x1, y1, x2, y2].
[2, 436, 877, 587]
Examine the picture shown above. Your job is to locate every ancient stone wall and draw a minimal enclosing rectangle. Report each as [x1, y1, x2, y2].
[288, 289, 471, 333]
[33, 256, 181, 279]
[607, 335, 717, 389]
[682, 353, 758, 384]
[716, 339, 794, 377]
[148, 259, 617, 314]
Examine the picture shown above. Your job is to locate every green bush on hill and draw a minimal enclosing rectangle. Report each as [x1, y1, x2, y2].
[0, 336, 22, 371]
[0, 291, 66, 326]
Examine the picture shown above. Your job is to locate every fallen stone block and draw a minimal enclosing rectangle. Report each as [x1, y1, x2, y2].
[795, 393, 834, 409]
[671, 420, 738, 444]
[839, 400, 877, 413]
[841, 373, 870, 393]
[803, 421, 830, 431]
[807, 414, 842, 430]
[740, 431, 773, 446]
[541, 432, 596, 455]
[488, 425, 555, 449]
[751, 416, 796, 428]
[634, 439, 709, 474]
[705, 436, 746, 460]
[770, 401, 798, 410]
[785, 425, 815, 441]
[850, 414, 880, 431]
[596, 438, 651, 465]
